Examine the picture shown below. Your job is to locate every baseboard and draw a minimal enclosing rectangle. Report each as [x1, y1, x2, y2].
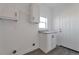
[24, 48, 40, 55]
[59, 45, 79, 53]
[12, 47, 39, 55]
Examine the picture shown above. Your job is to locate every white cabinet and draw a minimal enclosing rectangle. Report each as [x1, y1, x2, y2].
[0, 4, 17, 21]
[29, 4, 40, 24]
[39, 32, 56, 53]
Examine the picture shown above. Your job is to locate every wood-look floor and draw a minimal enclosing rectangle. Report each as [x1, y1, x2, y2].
[25, 46, 79, 55]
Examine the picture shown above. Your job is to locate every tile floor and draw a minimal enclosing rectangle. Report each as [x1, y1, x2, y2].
[25, 46, 79, 55]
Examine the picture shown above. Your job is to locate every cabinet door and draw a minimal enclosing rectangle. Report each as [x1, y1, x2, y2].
[51, 34, 56, 49]
[39, 33, 48, 53]
[30, 4, 40, 24]
[0, 4, 17, 19]
[47, 34, 56, 51]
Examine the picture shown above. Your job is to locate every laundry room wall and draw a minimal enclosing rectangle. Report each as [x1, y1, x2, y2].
[0, 3, 39, 55]
[51, 4, 79, 51]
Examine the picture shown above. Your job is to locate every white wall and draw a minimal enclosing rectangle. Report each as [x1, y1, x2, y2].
[51, 4, 79, 51]
[0, 3, 39, 55]
[51, 4, 71, 45]
[39, 4, 52, 32]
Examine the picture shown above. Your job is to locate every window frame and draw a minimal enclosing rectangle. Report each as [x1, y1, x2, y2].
[39, 16, 48, 30]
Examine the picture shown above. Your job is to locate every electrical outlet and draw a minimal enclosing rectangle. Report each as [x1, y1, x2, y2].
[12, 50, 17, 54]
[32, 43, 35, 46]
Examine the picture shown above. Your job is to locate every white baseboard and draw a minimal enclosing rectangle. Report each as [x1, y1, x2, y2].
[12, 47, 39, 55]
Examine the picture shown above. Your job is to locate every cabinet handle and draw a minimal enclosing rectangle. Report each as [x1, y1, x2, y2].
[52, 35, 54, 38]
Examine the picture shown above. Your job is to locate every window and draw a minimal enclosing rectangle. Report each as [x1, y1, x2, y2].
[39, 17, 47, 30]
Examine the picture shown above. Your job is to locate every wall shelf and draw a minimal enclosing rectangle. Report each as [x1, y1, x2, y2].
[0, 16, 17, 22]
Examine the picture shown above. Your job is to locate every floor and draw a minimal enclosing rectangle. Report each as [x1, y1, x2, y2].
[25, 46, 79, 55]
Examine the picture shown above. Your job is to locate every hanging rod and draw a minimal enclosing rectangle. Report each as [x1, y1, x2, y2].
[0, 16, 17, 22]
